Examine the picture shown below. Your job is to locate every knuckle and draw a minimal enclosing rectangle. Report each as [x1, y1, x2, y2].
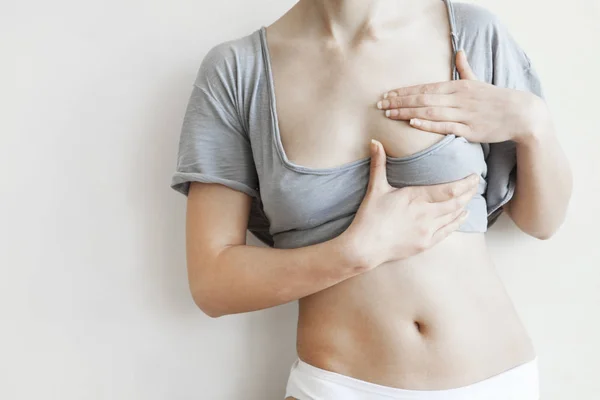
[425, 107, 435, 118]
[414, 225, 427, 238]
[415, 242, 428, 253]
[419, 224, 432, 238]
[417, 94, 428, 105]
[447, 185, 458, 197]
[443, 122, 454, 134]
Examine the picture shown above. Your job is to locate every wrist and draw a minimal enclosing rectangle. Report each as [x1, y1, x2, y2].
[513, 92, 552, 146]
[335, 229, 378, 273]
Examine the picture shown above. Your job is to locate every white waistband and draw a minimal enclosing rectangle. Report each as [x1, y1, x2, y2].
[285, 356, 539, 400]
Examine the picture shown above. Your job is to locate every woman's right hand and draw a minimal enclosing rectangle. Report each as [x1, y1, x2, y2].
[342, 139, 480, 270]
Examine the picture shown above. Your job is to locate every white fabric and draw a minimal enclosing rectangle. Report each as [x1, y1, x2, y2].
[285, 357, 539, 400]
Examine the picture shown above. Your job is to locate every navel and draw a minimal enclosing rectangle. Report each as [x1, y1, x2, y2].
[414, 320, 426, 335]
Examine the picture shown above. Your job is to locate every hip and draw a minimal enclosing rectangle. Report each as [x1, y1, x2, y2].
[285, 355, 539, 400]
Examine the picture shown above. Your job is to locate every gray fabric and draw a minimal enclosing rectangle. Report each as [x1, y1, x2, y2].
[170, 0, 545, 249]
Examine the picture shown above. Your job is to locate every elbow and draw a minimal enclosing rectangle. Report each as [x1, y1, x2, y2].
[189, 278, 230, 318]
[188, 257, 232, 318]
[191, 290, 227, 318]
[203, 308, 227, 319]
[530, 229, 555, 241]
[522, 219, 564, 241]
[507, 204, 568, 241]
[531, 208, 569, 240]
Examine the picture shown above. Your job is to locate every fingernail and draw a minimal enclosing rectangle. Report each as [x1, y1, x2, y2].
[410, 118, 421, 127]
[371, 139, 379, 154]
[376, 100, 390, 109]
[383, 92, 389, 99]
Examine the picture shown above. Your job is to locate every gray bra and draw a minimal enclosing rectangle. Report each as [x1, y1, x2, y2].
[170, 0, 544, 248]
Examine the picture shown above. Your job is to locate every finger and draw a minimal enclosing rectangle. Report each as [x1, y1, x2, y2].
[429, 183, 477, 218]
[366, 139, 390, 195]
[384, 106, 465, 122]
[429, 209, 470, 247]
[383, 81, 457, 98]
[418, 174, 480, 203]
[455, 50, 478, 81]
[409, 119, 470, 136]
[434, 204, 470, 227]
[376, 94, 458, 110]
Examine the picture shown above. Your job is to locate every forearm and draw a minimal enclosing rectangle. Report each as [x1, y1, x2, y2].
[194, 232, 365, 317]
[506, 101, 572, 239]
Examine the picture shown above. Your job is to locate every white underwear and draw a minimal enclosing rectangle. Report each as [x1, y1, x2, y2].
[285, 356, 539, 400]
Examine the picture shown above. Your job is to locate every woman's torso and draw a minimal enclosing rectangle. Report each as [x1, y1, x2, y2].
[262, 0, 535, 390]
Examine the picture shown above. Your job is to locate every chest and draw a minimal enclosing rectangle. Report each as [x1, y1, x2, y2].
[252, 19, 487, 240]
[268, 26, 455, 170]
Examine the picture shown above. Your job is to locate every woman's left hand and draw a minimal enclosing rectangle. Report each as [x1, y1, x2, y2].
[376, 50, 548, 144]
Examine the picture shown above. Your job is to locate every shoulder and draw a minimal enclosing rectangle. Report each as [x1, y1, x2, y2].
[450, 1, 504, 35]
[201, 31, 260, 69]
[451, 1, 528, 51]
[195, 30, 262, 87]
[450, 2, 536, 83]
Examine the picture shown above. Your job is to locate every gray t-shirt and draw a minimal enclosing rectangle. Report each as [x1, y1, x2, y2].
[170, 0, 545, 249]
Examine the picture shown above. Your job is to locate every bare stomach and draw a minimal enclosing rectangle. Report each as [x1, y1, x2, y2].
[295, 232, 536, 390]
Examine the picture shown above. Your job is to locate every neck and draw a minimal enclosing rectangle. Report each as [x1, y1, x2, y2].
[297, 0, 436, 44]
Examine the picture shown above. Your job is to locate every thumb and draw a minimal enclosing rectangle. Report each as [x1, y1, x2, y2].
[367, 139, 389, 194]
[456, 50, 478, 80]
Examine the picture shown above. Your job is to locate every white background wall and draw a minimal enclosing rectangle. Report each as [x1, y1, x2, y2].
[2, 0, 598, 399]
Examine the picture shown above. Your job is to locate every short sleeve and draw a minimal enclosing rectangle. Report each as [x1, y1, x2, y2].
[170, 45, 259, 199]
[484, 17, 545, 226]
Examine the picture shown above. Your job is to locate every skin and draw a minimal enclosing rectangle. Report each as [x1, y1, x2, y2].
[377, 50, 572, 239]
[182, 0, 572, 397]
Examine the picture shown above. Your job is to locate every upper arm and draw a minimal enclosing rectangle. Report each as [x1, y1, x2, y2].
[170, 43, 259, 200]
[186, 182, 252, 294]
[170, 43, 260, 291]
[486, 10, 547, 222]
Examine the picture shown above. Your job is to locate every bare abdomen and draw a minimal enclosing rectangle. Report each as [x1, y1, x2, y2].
[296, 232, 536, 390]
